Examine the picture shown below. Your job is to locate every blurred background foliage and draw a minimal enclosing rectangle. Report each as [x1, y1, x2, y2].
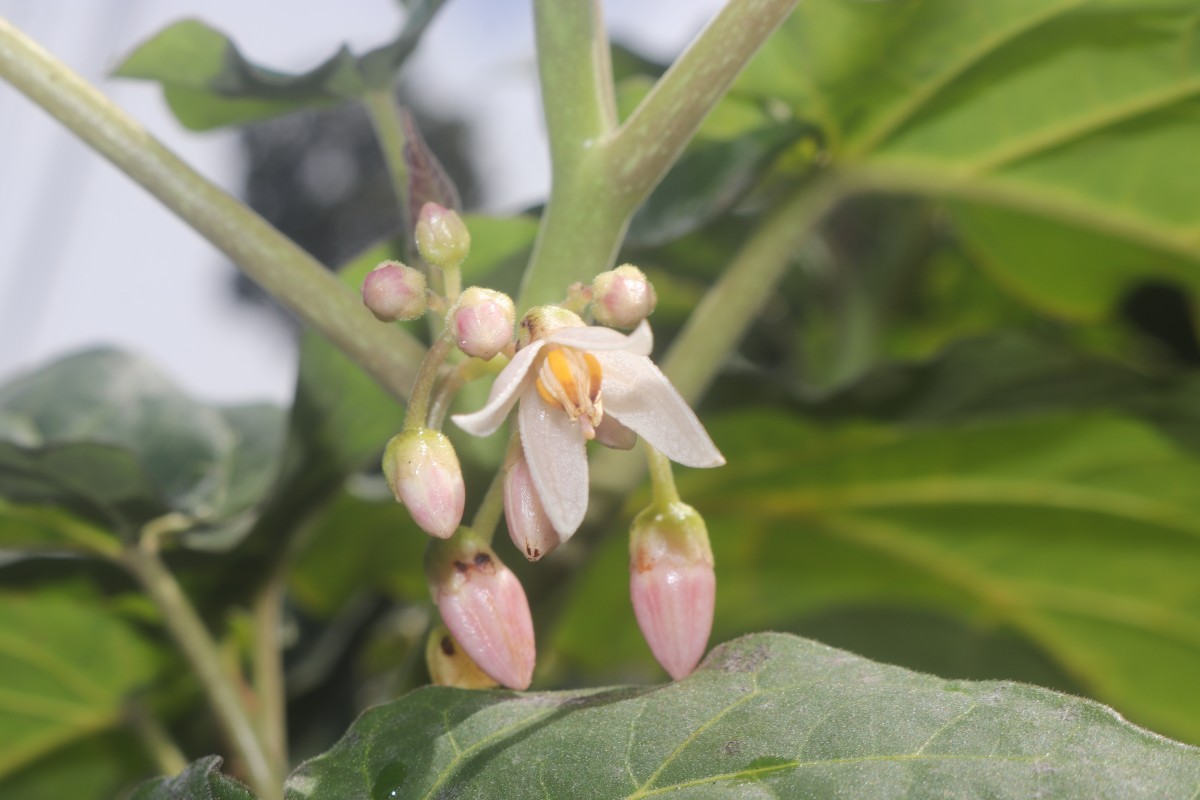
[3, 0, 1200, 796]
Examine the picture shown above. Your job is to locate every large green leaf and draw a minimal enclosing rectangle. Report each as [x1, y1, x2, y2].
[736, 0, 1200, 318]
[0, 730, 152, 800]
[556, 402, 1200, 744]
[0, 349, 285, 548]
[129, 756, 255, 800]
[114, 2, 446, 130]
[285, 633, 1200, 799]
[0, 592, 160, 785]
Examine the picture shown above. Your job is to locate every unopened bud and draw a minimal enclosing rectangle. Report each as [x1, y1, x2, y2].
[516, 306, 585, 349]
[451, 287, 515, 360]
[426, 624, 499, 689]
[591, 264, 656, 329]
[362, 261, 428, 322]
[629, 501, 715, 681]
[426, 536, 536, 690]
[504, 454, 561, 561]
[415, 202, 471, 269]
[382, 429, 465, 539]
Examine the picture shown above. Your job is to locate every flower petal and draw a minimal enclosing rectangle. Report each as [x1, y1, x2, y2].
[518, 389, 590, 537]
[594, 414, 637, 450]
[596, 351, 725, 468]
[546, 319, 652, 356]
[452, 340, 545, 436]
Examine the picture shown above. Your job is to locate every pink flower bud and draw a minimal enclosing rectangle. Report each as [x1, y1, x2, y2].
[591, 264, 657, 329]
[451, 287, 515, 360]
[362, 261, 428, 322]
[425, 624, 499, 689]
[426, 538, 536, 690]
[629, 501, 715, 681]
[382, 429, 465, 539]
[415, 202, 471, 269]
[504, 454, 561, 561]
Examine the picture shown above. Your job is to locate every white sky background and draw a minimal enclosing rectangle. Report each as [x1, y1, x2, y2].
[0, 0, 723, 405]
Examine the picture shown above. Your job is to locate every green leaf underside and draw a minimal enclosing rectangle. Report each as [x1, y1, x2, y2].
[0, 349, 285, 549]
[113, 3, 446, 130]
[737, 0, 1200, 314]
[556, 403, 1200, 744]
[0, 593, 159, 781]
[285, 633, 1199, 800]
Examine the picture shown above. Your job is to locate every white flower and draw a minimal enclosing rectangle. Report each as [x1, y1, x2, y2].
[452, 315, 724, 537]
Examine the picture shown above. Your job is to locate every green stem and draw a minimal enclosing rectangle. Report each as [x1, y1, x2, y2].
[404, 334, 454, 430]
[645, 445, 681, 511]
[0, 18, 425, 401]
[469, 433, 520, 544]
[252, 575, 287, 786]
[605, 0, 798, 206]
[660, 175, 844, 403]
[127, 703, 188, 777]
[122, 547, 277, 800]
[519, 0, 797, 310]
[363, 88, 411, 238]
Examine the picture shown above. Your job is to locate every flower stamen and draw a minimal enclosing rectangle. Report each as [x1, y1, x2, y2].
[535, 347, 603, 438]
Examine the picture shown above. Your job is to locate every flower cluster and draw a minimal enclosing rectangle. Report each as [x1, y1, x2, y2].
[363, 208, 724, 689]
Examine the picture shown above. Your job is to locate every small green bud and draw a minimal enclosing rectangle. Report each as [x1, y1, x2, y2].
[415, 202, 471, 269]
[382, 428, 465, 539]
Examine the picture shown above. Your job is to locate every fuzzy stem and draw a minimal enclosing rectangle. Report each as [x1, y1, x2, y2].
[404, 334, 455, 430]
[469, 432, 520, 544]
[122, 547, 277, 800]
[0, 18, 425, 401]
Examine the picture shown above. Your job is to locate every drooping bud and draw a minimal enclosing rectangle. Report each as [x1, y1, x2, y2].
[382, 429, 465, 539]
[516, 305, 586, 349]
[591, 264, 656, 329]
[450, 287, 515, 360]
[425, 624, 499, 689]
[415, 202, 471, 270]
[426, 535, 536, 690]
[362, 261, 428, 322]
[504, 453, 561, 561]
[629, 501, 715, 681]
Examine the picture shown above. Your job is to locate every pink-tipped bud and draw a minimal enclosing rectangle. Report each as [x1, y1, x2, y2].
[426, 537, 536, 690]
[362, 260, 428, 322]
[415, 202, 471, 270]
[426, 624, 499, 690]
[629, 501, 715, 681]
[451, 287, 515, 360]
[504, 454, 561, 561]
[591, 264, 657, 329]
[382, 429, 465, 539]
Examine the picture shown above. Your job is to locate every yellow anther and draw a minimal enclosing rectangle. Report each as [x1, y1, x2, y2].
[535, 346, 604, 433]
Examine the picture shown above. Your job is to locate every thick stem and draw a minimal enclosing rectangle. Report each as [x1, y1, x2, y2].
[532, 0, 616, 177]
[122, 547, 277, 800]
[252, 575, 287, 786]
[605, 0, 797, 207]
[0, 18, 425, 401]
